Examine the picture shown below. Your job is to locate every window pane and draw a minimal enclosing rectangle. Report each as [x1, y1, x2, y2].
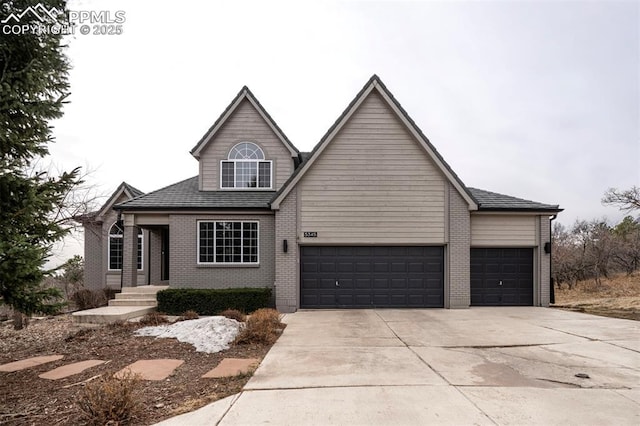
[199, 222, 215, 263]
[109, 222, 124, 235]
[229, 142, 264, 160]
[258, 162, 271, 188]
[109, 236, 123, 270]
[137, 235, 143, 270]
[203, 221, 259, 264]
[242, 222, 258, 263]
[235, 162, 257, 188]
[221, 162, 234, 188]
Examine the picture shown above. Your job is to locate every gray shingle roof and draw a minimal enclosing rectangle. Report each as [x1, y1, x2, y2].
[468, 187, 561, 212]
[115, 177, 274, 211]
[124, 183, 145, 198]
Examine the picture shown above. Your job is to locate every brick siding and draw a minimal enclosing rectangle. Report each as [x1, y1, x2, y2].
[448, 183, 471, 308]
[274, 188, 298, 313]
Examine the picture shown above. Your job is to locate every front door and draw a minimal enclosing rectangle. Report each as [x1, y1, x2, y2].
[161, 228, 170, 281]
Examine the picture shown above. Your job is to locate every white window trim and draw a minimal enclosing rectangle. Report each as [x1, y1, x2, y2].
[107, 222, 144, 272]
[197, 220, 260, 265]
[220, 159, 273, 190]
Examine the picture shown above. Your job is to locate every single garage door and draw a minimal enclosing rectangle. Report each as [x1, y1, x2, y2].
[470, 248, 534, 306]
[300, 246, 444, 309]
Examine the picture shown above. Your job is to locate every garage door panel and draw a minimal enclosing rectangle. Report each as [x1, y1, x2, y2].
[409, 278, 425, 289]
[356, 263, 370, 272]
[355, 278, 371, 289]
[373, 278, 389, 288]
[390, 278, 407, 288]
[338, 262, 354, 273]
[471, 248, 533, 306]
[319, 278, 336, 289]
[408, 262, 424, 273]
[391, 263, 406, 272]
[301, 246, 444, 308]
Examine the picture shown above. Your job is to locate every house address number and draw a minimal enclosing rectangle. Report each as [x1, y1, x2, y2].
[303, 231, 318, 238]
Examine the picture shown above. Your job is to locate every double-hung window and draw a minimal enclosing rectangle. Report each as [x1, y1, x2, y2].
[108, 222, 143, 270]
[221, 142, 272, 189]
[198, 221, 259, 264]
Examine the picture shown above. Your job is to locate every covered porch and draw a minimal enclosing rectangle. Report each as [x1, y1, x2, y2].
[121, 213, 170, 288]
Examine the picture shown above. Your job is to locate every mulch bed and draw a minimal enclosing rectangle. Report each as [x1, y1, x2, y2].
[0, 315, 273, 425]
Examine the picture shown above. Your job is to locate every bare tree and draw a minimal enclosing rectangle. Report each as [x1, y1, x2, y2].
[612, 216, 640, 275]
[602, 186, 640, 212]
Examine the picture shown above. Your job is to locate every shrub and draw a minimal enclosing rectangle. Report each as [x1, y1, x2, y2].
[157, 288, 272, 315]
[235, 308, 284, 345]
[71, 288, 107, 310]
[77, 371, 142, 425]
[138, 311, 169, 326]
[103, 287, 119, 301]
[220, 309, 246, 322]
[177, 310, 200, 321]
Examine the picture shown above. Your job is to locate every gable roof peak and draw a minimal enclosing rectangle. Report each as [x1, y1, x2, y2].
[190, 85, 299, 159]
[271, 75, 478, 210]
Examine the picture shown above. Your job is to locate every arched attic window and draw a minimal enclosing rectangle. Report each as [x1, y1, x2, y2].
[221, 142, 272, 189]
[108, 222, 143, 271]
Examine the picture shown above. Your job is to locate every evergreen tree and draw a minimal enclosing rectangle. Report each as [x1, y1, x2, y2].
[0, 0, 80, 317]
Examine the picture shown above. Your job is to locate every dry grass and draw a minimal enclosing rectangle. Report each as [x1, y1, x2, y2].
[77, 371, 142, 425]
[220, 309, 246, 322]
[235, 308, 284, 345]
[70, 289, 107, 310]
[137, 312, 170, 326]
[553, 273, 640, 320]
[177, 310, 200, 322]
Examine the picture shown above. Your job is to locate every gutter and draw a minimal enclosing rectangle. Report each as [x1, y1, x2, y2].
[549, 214, 558, 304]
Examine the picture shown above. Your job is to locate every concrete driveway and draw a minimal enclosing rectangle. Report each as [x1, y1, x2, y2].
[158, 308, 640, 425]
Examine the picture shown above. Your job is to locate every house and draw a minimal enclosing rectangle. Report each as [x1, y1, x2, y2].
[83, 75, 561, 312]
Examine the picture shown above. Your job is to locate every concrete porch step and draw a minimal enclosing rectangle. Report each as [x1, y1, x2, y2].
[120, 285, 169, 294]
[114, 292, 159, 300]
[72, 306, 155, 324]
[109, 299, 158, 307]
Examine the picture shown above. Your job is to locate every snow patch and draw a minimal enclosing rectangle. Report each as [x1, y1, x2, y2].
[135, 316, 243, 353]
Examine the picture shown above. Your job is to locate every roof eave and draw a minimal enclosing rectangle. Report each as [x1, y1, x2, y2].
[476, 207, 563, 214]
[114, 205, 272, 212]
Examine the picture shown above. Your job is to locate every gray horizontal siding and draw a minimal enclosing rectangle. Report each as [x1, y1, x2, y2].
[299, 90, 446, 244]
[471, 215, 537, 246]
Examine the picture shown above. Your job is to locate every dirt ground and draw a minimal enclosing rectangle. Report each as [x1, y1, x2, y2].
[0, 315, 274, 425]
[552, 273, 640, 320]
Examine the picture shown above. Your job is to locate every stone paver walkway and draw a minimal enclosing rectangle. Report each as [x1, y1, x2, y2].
[202, 358, 259, 378]
[0, 355, 64, 372]
[39, 359, 107, 380]
[115, 359, 185, 381]
[2, 355, 260, 383]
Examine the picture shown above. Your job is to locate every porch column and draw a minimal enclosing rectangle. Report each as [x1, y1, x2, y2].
[148, 228, 163, 284]
[121, 214, 138, 288]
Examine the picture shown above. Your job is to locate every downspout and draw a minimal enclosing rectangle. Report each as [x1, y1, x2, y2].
[117, 211, 123, 290]
[549, 214, 557, 304]
[146, 230, 151, 285]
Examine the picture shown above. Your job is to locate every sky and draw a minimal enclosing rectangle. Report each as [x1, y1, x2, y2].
[44, 0, 639, 266]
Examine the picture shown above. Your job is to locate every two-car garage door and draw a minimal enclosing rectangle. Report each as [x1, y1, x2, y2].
[300, 246, 444, 308]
